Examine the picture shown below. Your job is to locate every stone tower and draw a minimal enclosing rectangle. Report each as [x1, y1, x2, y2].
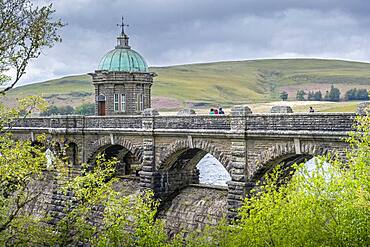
[89, 23, 156, 116]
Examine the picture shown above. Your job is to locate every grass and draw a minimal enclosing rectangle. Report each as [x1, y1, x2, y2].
[6, 58, 370, 110]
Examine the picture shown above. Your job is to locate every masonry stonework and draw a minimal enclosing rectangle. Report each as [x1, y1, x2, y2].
[9, 109, 357, 233]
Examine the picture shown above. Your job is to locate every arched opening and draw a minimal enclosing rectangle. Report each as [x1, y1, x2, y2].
[89, 144, 141, 177]
[248, 154, 314, 193]
[197, 153, 231, 186]
[157, 148, 231, 236]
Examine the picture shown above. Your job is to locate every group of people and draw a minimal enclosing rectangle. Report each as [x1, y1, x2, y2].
[209, 107, 315, 114]
[209, 107, 225, 115]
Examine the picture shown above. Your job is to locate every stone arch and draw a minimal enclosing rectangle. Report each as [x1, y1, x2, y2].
[158, 139, 232, 172]
[87, 136, 143, 163]
[255, 142, 330, 169]
[249, 142, 331, 184]
[155, 139, 231, 236]
[87, 137, 143, 176]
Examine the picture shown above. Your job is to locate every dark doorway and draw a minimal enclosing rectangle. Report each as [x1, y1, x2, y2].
[98, 101, 106, 116]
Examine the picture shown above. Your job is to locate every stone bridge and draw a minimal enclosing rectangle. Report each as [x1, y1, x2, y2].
[9, 106, 357, 233]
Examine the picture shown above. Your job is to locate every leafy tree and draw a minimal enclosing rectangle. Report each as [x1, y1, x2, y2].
[356, 89, 369, 100]
[0, 0, 64, 93]
[0, 96, 53, 246]
[307, 91, 315, 101]
[307, 91, 322, 101]
[40, 105, 75, 116]
[313, 90, 322, 101]
[40, 105, 58, 116]
[59, 105, 74, 115]
[328, 85, 341, 101]
[75, 103, 95, 116]
[345, 88, 369, 101]
[280, 91, 288, 101]
[296, 90, 306, 101]
[345, 88, 357, 101]
[0, 1, 64, 243]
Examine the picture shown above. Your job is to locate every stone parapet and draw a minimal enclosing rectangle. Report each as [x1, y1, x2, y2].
[246, 113, 356, 131]
[270, 105, 293, 113]
[230, 105, 252, 131]
[10, 112, 356, 134]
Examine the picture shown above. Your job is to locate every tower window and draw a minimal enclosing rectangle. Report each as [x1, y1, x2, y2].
[121, 94, 126, 112]
[114, 94, 119, 112]
[137, 93, 144, 112]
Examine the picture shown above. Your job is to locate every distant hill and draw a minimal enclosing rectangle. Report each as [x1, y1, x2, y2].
[7, 59, 370, 109]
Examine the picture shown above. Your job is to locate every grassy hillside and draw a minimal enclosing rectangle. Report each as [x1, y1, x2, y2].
[7, 58, 370, 109]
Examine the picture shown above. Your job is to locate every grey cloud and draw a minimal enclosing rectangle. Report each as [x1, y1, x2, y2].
[17, 0, 370, 85]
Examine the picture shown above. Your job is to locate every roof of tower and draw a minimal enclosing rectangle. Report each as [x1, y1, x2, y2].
[98, 20, 148, 72]
[98, 47, 148, 72]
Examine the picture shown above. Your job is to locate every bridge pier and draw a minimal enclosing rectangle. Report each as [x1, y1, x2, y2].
[139, 138, 158, 190]
[226, 105, 251, 219]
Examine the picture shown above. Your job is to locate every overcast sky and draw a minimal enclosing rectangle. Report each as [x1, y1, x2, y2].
[18, 0, 370, 85]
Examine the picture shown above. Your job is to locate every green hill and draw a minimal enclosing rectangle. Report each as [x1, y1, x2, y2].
[7, 58, 370, 109]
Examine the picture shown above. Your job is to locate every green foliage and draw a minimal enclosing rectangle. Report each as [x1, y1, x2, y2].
[40, 103, 94, 116]
[53, 155, 172, 246]
[0, 0, 64, 93]
[296, 90, 306, 100]
[0, 96, 52, 246]
[307, 90, 322, 101]
[345, 88, 369, 101]
[279, 91, 288, 101]
[75, 103, 95, 116]
[328, 84, 341, 101]
[40, 105, 74, 116]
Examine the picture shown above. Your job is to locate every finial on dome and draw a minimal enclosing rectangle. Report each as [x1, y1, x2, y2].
[116, 16, 130, 48]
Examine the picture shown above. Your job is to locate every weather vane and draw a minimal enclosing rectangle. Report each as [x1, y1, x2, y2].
[117, 16, 129, 36]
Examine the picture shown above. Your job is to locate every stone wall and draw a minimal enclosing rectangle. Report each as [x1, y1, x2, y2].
[157, 185, 228, 237]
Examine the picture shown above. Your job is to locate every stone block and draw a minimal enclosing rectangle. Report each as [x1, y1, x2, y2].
[270, 105, 293, 113]
[177, 108, 196, 116]
[231, 105, 252, 116]
[142, 108, 159, 116]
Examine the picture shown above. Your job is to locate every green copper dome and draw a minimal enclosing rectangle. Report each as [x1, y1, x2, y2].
[98, 35, 148, 72]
